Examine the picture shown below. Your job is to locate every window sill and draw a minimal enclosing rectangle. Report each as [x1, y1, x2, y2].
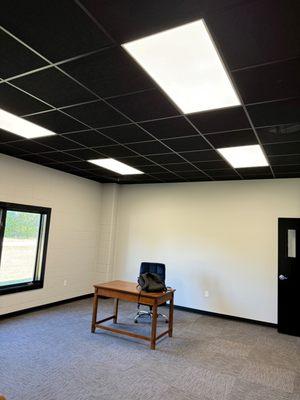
[0, 281, 44, 295]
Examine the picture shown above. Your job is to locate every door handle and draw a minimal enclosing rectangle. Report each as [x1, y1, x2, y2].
[279, 274, 288, 280]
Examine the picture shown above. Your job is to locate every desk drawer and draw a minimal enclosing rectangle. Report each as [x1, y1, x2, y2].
[97, 288, 154, 305]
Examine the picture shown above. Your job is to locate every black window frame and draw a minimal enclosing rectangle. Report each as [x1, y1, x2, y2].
[0, 201, 51, 296]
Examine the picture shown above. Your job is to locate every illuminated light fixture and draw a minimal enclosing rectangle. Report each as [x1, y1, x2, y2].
[217, 145, 269, 168]
[122, 19, 240, 114]
[88, 158, 144, 175]
[0, 108, 56, 139]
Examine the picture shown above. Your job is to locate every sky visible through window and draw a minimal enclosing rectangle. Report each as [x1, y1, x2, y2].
[0, 211, 41, 286]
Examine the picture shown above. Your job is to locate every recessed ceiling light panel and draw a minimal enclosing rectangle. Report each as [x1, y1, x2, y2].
[122, 19, 240, 114]
[217, 145, 269, 168]
[88, 158, 144, 175]
[0, 108, 56, 139]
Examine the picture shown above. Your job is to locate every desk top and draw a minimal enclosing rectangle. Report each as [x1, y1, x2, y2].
[94, 280, 175, 298]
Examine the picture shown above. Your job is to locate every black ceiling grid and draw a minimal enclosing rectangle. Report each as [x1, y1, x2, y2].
[0, 32, 186, 184]
[71, 1, 238, 180]
[202, 19, 275, 178]
[0, 0, 299, 184]
[0, 26, 214, 183]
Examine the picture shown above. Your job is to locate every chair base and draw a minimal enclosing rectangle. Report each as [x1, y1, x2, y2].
[134, 309, 168, 323]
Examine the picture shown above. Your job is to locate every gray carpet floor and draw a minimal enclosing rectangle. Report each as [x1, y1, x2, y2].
[1, 298, 300, 400]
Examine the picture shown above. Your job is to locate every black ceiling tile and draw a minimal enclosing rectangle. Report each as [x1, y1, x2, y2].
[0, 30, 46, 79]
[147, 172, 182, 181]
[274, 171, 300, 179]
[25, 110, 86, 133]
[204, 130, 258, 148]
[92, 145, 136, 158]
[140, 117, 199, 139]
[208, 0, 300, 70]
[264, 142, 300, 156]
[10, 140, 52, 154]
[257, 124, 300, 144]
[138, 165, 168, 173]
[113, 175, 137, 183]
[273, 164, 300, 173]
[180, 150, 222, 162]
[238, 174, 273, 180]
[163, 136, 211, 152]
[19, 153, 54, 164]
[0, 129, 23, 143]
[175, 170, 208, 179]
[63, 130, 115, 147]
[119, 175, 160, 184]
[34, 135, 84, 151]
[108, 90, 179, 121]
[164, 163, 198, 172]
[193, 160, 231, 170]
[42, 151, 79, 162]
[188, 107, 250, 133]
[269, 154, 300, 166]
[65, 101, 129, 128]
[62, 48, 154, 98]
[0, 1, 112, 62]
[99, 124, 152, 143]
[116, 155, 152, 166]
[203, 169, 239, 178]
[247, 98, 300, 127]
[127, 140, 171, 155]
[65, 148, 101, 160]
[238, 167, 273, 176]
[147, 153, 184, 164]
[233, 58, 300, 104]
[0, 83, 49, 115]
[0, 143, 28, 156]
[66, 161, 98, 170]
[81, 0, 241, 43]
[13, 68, 97, 108]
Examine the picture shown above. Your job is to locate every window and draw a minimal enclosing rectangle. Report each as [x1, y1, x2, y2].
[0, 202, 51, 295]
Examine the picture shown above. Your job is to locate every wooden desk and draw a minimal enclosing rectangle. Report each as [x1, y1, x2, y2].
[91, 280, 175, 350]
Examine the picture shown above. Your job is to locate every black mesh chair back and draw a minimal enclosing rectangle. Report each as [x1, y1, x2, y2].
[140, 262, 166, 282]
[135, 262, 168, 323]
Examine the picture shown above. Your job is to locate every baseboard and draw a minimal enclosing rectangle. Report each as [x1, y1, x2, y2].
[0, 293, 93, 320]
[172, 304, 277, 328]
[1, 294, 277, 328]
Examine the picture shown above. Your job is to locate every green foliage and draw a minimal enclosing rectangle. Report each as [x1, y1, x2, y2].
[4, 211, 40, 239]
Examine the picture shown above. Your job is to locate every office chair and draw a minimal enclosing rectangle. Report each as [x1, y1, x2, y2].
[134, 262, 169, 323]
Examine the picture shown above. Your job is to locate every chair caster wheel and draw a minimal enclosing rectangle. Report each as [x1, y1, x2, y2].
[134, 320, 138, 323]
[165, 320, 168, 323]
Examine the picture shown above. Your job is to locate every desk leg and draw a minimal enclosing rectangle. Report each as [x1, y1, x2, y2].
[91, 289, 98, 333]
[113, 298, 119, 323]
[168, 293, 174, 337]
[151, 302, 158, 350]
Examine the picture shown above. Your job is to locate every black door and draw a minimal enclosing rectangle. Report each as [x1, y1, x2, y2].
[278, 218, 300, 336]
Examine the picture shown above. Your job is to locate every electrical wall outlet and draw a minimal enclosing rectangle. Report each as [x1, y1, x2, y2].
[204, 290, 209, 298]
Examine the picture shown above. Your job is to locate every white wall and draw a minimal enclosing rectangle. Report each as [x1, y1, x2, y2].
[1, 153, 299, 324]
[0, 154, 103, 315]
[113, 179, 300, 323]
[95, 183, 119, 284]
